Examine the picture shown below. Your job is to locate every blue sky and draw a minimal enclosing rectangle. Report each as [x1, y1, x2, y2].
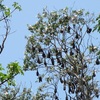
[0, 0, 100, 99]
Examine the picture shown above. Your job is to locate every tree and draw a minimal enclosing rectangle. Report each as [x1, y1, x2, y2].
[0, 1, 21, 54]
[0, 85, 34, 100]
[0, 0, 23, 87]
[0, 1, 41, 100]
[0, 1, 27, 99]
[24, 7, 100, 100]
[93, 14, 100, 33]
[0, 0, 23, 86]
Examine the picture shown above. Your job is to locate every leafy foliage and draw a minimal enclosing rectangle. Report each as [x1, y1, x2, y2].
[0, 1, 24, 99]
[24, 7, 100, 99]
[12, 2, 22, 11]
[0, 62, 23, 86]
[0, 0, 23, 86]
[0, 85, 34, 100]
[93, 14, 100, 33]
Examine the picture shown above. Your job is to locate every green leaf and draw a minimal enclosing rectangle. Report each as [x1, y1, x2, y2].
[7, 61, 24, 75]
[8, 79, 16, 86]
[12, 2, 22, 11]
[5, 8, 10, 16]
[0, 64, 4, 71]
[0, 4, 6, 11]
[96, 50, 100, 55]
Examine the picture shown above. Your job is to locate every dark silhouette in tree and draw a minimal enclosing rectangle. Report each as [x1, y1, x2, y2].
[24, 7, 100, 100]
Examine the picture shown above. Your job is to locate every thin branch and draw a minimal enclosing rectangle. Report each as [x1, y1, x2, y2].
[0, 16, 10, 54]
[0, 74, 17, 86]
